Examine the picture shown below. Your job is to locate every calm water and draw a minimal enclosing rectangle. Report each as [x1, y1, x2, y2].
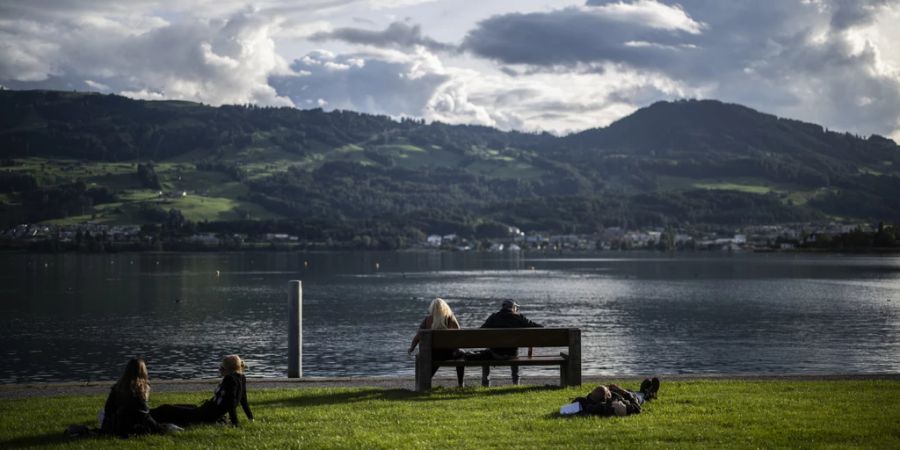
[1, 251, 899, 383]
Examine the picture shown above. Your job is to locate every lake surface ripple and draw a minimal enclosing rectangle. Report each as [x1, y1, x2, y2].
[1, 251, 898, 383]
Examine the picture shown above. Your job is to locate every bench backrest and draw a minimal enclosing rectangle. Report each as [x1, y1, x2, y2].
[423, 328, 577, 349]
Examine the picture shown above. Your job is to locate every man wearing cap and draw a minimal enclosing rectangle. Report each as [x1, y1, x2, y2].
[475, 299, 543, 387]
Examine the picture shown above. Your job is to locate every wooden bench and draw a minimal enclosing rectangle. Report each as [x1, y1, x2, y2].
[414, 328, 581, 392]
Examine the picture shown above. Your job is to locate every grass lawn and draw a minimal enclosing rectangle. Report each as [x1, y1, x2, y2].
[1, 379, 898, 449]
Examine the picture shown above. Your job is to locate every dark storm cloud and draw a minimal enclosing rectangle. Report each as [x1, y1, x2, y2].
[829, 0, 892, 29]
[310, 21, 455, 52]
[461, 6, 697, 68]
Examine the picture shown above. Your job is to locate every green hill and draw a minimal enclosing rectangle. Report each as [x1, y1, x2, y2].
[1, 90, 898, 243]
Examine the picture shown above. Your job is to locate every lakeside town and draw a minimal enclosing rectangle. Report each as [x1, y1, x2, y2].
[2, 220, 893, 253]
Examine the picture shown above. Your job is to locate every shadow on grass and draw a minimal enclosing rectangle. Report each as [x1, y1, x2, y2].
[0, 426, 117, 449]
[254, 385, 563, 408]
[1, 433, 71, 449]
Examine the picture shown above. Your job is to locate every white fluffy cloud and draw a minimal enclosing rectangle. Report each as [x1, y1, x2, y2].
[424, 62, 695, 133]
[0, 6, 295, 106]
[1, 0, 899, 140]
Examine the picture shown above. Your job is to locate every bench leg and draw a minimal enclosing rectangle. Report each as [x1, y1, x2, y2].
[481, 366, 490, 387]
[415, 357, 432, 392]
[560, 364, 568, 388]
[511, 365, 519, 385]
[567, 330, 582, 387]
[415, 334, 434, 392]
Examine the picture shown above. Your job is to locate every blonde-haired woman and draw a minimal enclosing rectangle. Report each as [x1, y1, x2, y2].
[408, 298, 465, 387]
[101, 358, 162, 437]
[151, 355, 254, 427]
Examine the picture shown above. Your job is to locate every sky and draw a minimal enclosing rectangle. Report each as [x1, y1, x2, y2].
[1, 0, 899, 140]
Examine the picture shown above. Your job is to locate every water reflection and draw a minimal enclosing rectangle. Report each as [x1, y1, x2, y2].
[1, 252, 898, 382]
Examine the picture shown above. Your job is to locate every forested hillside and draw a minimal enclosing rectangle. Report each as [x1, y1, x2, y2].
[1, 89, 898, 244]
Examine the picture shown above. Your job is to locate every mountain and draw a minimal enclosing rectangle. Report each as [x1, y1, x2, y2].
[0, 89, 898, 244]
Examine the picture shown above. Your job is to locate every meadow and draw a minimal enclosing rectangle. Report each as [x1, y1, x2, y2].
[1, 379, 898, 449]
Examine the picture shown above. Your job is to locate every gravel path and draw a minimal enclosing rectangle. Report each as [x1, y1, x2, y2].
[2, 373, 898, 400]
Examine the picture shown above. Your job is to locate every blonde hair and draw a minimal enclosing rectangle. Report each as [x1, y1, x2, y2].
[428, 298, 454, 329]
[220, 355, 247, 375]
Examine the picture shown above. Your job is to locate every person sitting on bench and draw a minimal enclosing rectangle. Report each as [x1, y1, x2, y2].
[408, 298, 466, 387]
[468, 299, 543, 386]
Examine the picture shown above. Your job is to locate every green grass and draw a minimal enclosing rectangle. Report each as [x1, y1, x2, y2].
[165, 195, 280, 221]
[1, 380, 898, 449]
[6, 158, 141, 188]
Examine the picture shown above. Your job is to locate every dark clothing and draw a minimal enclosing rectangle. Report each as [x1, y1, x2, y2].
[472, 306, 542, 386]
[573, 390, 642, 417]
[151, 373, 253, 427]
[479, 307, 543, 357]
[100, 386, 161, 437]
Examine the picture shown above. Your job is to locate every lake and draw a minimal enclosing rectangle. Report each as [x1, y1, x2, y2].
[1, 251, 898, 383]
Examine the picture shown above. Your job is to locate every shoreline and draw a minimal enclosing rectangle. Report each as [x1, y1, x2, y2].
[3, 373, 899, 400]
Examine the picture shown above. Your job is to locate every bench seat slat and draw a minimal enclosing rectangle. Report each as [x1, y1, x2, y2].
[433, 356, 567, 367]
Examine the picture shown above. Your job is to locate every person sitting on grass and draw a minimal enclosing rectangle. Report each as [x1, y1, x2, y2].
[150, 355, 253, 427]
[408, 298, 466, 387]
[561, 377, 660, 417]
[65, 358, 181, 438]
[98, 358, 168, 437]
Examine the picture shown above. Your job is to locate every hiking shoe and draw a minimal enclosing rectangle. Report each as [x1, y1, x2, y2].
[639, 378, 652, 395]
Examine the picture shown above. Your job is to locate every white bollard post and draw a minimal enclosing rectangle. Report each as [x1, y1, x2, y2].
[288, 280, 302, 378]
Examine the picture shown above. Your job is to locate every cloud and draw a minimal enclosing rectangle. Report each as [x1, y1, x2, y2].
[271, 47, 449, 116]
[462, 0, 900, 138]
[461, 1, 703, 67]
[1, 0, 899, 140]
[424, 62, 694, 133]
[310, 21, 455, 52]
[591, 0, 704, 33]
[0, 7, 295, 106]
[828, 0, 891, 30]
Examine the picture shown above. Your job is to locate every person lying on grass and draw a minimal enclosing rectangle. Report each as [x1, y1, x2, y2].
[560, 377, 660, 417]
[150, 355, 254, 427]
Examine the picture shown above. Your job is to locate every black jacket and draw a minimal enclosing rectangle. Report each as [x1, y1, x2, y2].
[480, 307, 543, 357]
[101, 387, 161, 437]
[201, 372, 254, 425]
[573, 391, 642, 417]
